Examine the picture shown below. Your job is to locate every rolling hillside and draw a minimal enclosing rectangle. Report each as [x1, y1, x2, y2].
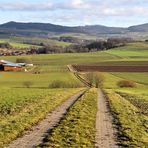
[0, 22, 148, 38]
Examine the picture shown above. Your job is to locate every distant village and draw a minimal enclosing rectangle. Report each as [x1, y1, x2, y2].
[0, 42, 38, 56]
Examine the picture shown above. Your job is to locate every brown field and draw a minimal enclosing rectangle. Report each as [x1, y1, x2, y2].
[71, 65, 148, 72]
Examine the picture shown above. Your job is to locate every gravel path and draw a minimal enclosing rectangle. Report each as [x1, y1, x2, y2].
[95, 89, 118, 148]
[6, 90, 86, 148]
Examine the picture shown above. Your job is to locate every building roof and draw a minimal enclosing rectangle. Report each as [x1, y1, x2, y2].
[3, 63, 22, 67]
[0, 60, 22, 67]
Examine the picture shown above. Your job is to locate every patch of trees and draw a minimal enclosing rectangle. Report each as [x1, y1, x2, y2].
[59, 36, 84, 44]
[16, 58, 32, 64]
[38, 45, 64, 54]
[65, 37, 132, 53]
[85, 37, 132, 51]
[37, 37, 132, 54]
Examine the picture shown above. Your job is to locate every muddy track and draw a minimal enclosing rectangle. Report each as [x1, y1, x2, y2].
[67, 65, 93, 87]
[95, 89, 118, 148]
[6, 90, 86, 148]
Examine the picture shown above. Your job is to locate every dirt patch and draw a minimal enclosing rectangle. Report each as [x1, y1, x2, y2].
[95, 89, 118, 148]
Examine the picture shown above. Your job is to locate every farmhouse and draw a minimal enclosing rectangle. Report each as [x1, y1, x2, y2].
[0, 60, 23, 71]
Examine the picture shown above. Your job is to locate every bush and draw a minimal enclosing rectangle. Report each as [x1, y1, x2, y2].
[48, 80, 82, 88]
[94, 72, 105, 88]
[117, 80, 136, 88]
[23, 81, 33, 88]
[16, 58, 32, 64]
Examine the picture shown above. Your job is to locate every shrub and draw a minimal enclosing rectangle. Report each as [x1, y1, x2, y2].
[117, 80, 136, 88]
[23, 81, 33, 88]
[94, 72, 105, 88]
[84, 72, 105, 88]
[16, 58, 32, 64]
[48, 80, 82, 88]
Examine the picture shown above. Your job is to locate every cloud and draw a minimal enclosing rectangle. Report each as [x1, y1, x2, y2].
[0, 0, 93, 11]
[0, 0, 148, 26]
[0, 0, 147, 16]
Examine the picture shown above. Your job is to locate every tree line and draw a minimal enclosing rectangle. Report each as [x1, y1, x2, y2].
[37, 37, 132, 54]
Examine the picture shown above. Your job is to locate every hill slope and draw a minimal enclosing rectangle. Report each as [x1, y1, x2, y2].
[0, 21, 148, 37]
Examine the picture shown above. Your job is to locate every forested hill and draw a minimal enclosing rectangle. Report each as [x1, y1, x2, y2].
[0, 21, 148, 36]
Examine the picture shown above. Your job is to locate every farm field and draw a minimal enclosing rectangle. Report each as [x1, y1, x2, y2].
[0, 88, 82, 147]
[0, 71, 83, 88]
[0, 42, 148, 147]
[0, 38, 40, 48]
[0, 36, 71, 49]
[112, 72, 148, 85]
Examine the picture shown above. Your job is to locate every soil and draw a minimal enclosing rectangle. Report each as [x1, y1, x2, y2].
[72, 65, 148, 72]
[95, 89, 118, 148]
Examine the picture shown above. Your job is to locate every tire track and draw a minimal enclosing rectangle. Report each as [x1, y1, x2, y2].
[95, 89, 118, 148]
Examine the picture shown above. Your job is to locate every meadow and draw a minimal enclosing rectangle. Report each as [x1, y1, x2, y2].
[0, 42, 148, 147]
[0, 36, 71, 49]
[0, 88, 82, 147]
[0, 38, 40, 48]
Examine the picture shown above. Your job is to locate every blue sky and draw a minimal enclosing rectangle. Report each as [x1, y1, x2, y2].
[0, 0, 147, 27]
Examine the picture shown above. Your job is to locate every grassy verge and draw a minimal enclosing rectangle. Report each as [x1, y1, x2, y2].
[115, 91, 148, 116]
[104, 89, 148, 147]
[0, 88, 82, 147]
[41, 88, 98, 147]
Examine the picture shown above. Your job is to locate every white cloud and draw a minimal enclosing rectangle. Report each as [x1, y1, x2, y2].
[0, 0, 148, 26]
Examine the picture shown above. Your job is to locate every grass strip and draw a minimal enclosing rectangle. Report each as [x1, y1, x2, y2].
[41, 88, 98, 148]
[104, 89, 148, 147]
[116, 91, 148, 116]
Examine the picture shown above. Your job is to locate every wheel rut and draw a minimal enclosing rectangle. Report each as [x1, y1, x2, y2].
[6, 90, 86, 148]
[95, 89, 118, 148]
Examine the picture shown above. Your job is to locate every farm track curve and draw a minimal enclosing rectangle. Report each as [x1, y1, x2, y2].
[6, 90, 86, 148]
[95, 89, 118, 148]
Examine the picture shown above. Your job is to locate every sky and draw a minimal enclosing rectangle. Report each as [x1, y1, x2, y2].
[0, 0, 148, 27]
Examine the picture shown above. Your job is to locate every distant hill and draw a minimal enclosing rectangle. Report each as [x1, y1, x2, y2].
[0, 21, 148, 37]
[128, 23, 148, 32]
[0, 21, 81, 33]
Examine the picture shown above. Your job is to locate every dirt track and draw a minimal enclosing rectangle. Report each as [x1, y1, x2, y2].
[72, 65, 148, 72]
[6, 90, 86, 148]
[95, 89, 118, 148]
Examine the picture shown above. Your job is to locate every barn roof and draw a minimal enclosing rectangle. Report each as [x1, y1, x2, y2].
[3, 63, 22, 67]
[0, 60, 22, 67]
[0, 60, 14, 64]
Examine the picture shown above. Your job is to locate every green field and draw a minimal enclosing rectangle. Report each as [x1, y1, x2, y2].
[0, 42, 148, 147]
[0, 36, 71, 49]
[0, 38, 40, 48]
[0, 88, 82, 147]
